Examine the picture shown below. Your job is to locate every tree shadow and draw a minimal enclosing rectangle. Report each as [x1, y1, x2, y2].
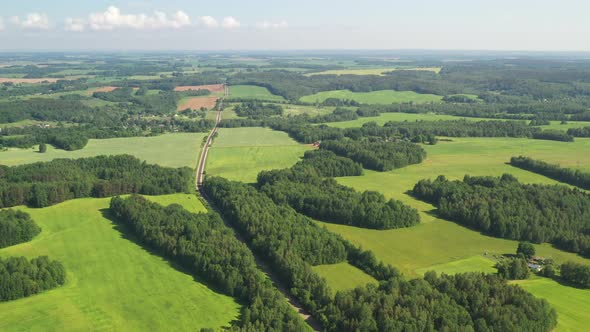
[99, 208, 243, 326]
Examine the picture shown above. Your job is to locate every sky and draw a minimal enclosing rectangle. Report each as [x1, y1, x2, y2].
[0, 0, 589, 51]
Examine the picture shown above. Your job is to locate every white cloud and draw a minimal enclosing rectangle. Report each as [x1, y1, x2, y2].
[256, 20, 288, 29]
[11, 13, 50, 30]
[222, 16, 240, 29]
[66, 6, 191, 31]
[198, 16, 218, 28]
[64, 18, 86, 32]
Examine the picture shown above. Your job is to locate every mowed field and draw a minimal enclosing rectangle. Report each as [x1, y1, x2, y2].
[206, 127, 312, 183]
[0, 195, 240, 332]
[0, 133, 206, 168]
[312, 262, 377, 294]
[229, 85, 286, 101]
[177, 96, 218, 110]
[299, 89, 443, 104]
[314, 137, 590, 331]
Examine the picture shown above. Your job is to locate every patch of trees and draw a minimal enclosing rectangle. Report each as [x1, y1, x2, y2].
[0, 98, 90, 123]
[510, 156, 590, 190]
[560, 261, 590, 288]
[412, 174, 590, 257]
[496, 258, 531, 280]
[0, 256, 66, 302]
[325, 272, 556, 332]
[233, 101, 283, 119]
[109, 195, 308, 330]
[291, 149, 363, 178]
[568, 126, 590, 137]
[320, 139, 427, 171]
[532, 129, 574, 142]
[0, 155, 193, 208]
[0, 209, 41, 248]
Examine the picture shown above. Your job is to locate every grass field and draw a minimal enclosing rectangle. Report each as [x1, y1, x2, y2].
[306, 67, 442, 76]
[0, 195, 240, 331]
[326, 112, 493, 128]
[0, 133, 206, 168]
[282, 104, 335, 117]
[299, 89, 443, 105]
[206, 127, 312, 183]
[414, 255, 497, 276]
[312, 262, 377, 293]
[513, 277, 590, 332]
[229, 85, 286, 101]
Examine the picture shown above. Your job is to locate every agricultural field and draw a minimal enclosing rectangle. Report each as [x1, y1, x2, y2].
[299, 89, 443, 104]
[228, 85, 286, 101]
[326, 112, 493, 128]
[0, 195, 240, 332]
[177, 96, 218, 110]
[306, 67, 442, 76]
[206, 127, 312, 183]
[312, 262, 377, 293]
[0, 133, 206, 168]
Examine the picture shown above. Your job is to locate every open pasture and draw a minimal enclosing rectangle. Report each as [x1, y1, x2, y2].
[312, 262, 377, 293]
[299, 89, 443, 105]
[206, 127, 312, 183]
[228, 85, 286, 101]
[0, 133, 206, 168]
[0, 195, 239, 331]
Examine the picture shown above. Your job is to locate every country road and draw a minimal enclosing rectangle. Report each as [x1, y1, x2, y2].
[194, 85, 321, 331]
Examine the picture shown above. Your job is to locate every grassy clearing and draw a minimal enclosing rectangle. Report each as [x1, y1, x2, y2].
[326, 112, 495, 128]
[143, 193, 206, 213]
[514, 277, 590, 332]
[299, 89, 443, 105]
[414, 255, 497, 276]
[229, 85, 286, 101]
[0, 195, 240, 332]
[283, 104, 335, 117]
[206, 127, 312, 183]
[0, 133, 206, 168]
[312, 262, 377, 294]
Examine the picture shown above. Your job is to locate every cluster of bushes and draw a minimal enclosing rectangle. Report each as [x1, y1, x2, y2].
[0, 256, 66, 302]
[289, 149, 363, 178]
[0, 155, 193, 208]
[496, 258, 531, 280]
[412, 174, 590, 257]
[532, 129, 574, 142]
[510, 156, 590, 190]
[568, 126, 590, 137]
[109, 195, 308, 330]
[257, 153, 419, 230]
[233, 101, 283, 119]
[0, 210, 41, 248]
[320, 139, 427, 171]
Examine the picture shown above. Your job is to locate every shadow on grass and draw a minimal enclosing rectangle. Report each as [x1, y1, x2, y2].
[99, 207, 243, 327]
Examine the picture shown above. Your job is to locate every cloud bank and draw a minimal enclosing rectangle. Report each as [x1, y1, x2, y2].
[11, 13, 50, 30]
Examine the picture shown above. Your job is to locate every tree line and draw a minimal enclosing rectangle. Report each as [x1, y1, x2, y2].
[0, 209, 41, 248]
[233, 101, 284, 119]
[510, 156, 590, 190]
[0, 256, 66, 302]
[109, 195, 308, 331]
[412, 174, 590, 257]
[0, 155, 193, 208]
[568, 126, 590, 137]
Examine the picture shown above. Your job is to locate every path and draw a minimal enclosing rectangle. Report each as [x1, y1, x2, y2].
[194, 84, 321, 331]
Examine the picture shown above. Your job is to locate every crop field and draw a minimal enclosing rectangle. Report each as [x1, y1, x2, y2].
[299, 89, 443, 104]
[312, 262, 377, 293]
[306, 67, 442, 76]
[174, 84, 225, 94]
[0, 77, 60, 84]
[0, 195, 240, 332]
[0, 133, 206, 168]
[228, 85, 286, 101]
[177, 96, 218, 110]
[514, 277, 590, 332]
[206, 127, 312, 183]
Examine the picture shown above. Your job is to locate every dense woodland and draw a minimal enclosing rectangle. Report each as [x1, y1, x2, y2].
[109, 195, 308, 331]
[510, 156, 590, 190]
[233, 102, 283, 119]
[0, 155, 192, 208]
[0, 209, 40, 248]
[412, 174, 590, 257]
[0, 256, 66, 302]
[560, 261, 590, 288]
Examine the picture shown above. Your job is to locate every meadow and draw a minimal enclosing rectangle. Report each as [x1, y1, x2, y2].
[228, 85, 286, 101]
[299, 89, 443, 105]
[0, 195, 240, 332]
[206, 127, 312, 183]
[312, 262, 377, 294]
[0, 133, 206, 168]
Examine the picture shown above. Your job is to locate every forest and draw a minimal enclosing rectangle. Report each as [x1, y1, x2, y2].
[412, 174, 590, 257]
[510, 156, 590, 190]
[109, 195, 308, 331]
[0, 155, 193, 208]
[560, 261, 590, 288]
[0, 209, 40, 248]
[0, 256, 66, 302]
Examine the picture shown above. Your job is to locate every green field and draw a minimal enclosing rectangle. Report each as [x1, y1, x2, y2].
[414, 255, 497, 276]
[229, 85, 286, 101]
[0, 195, 240, 331]
[299, 89, 443, 105]
[206, 127, 312, 183]
[282, 104, 335, 117]
[514, 277, 590, 332]
[326, 112, 493, 128]
[0, 133, 206, 168]
[312, 262, 377, 293]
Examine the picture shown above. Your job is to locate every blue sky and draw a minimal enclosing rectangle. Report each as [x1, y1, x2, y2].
[0, 0, 589, 51]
